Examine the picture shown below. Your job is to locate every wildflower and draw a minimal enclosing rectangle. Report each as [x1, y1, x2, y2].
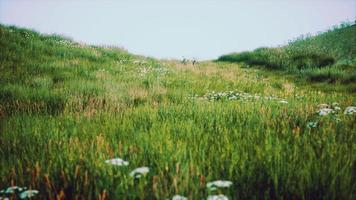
[307, 122, 318, 128]
[105, 158, 129, 166]
[332, 102, 339, 107]
[172, 195, 188, 200]
[207, 194, 229, 200]
[317, 108, 334, 116]
[207, 180, 233, 191]
[19, 190, 39, 199]
[1, 186, 26, 194]
[333, 106, 341, 111]
[278, 100, 288, 104]
[133, 60, 147, 65]
[129, 167, 150, 178]
[344, 106, 356, 115]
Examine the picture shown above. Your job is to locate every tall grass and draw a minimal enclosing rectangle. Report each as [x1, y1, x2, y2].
[0, 24, 355, 199]
[217, 22, 356, 87]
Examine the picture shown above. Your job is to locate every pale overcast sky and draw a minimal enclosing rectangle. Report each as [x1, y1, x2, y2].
[0, 0, 355, 60]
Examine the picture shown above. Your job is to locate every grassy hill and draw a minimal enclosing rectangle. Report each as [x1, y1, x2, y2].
[0, 24, 355, 199]
[218, 22, 356, 89]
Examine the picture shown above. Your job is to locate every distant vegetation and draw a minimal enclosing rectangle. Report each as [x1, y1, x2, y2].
[0, 24, 355, 199]
[218, 22, 356, 88]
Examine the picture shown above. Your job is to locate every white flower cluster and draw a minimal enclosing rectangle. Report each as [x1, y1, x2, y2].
[203, 91, 259, 101]
[207, 194, 229, 200]
[139, 67, 151, 76]
[344, 106, 356, 115]
[201, 90, 284, 103]
[307, 121, 318, 128]
[169, 180, 232, 200]
[105, 157, 149, 179]
[316, 103, 355, 116]
[308, 103, 355, 129]
[105, 158, 129, 166]
[0, 186, 38, 199]
[172, 194, 188, 200]
[317, 108, 335, 116]
[133, 60, 148, 66]
[56, 39, 74, 46]
[138, 66, 169, 77]
[207, 180, 233, 191]
[105, 158, 233, 199]
[129, 167, 150, 178]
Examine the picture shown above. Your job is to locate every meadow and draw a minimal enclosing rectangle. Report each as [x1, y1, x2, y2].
[0, 24, 355, 199]
[218, 22, 356, 92]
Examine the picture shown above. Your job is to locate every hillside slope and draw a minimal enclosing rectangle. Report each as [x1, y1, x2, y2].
[0, 24, 166, 115]
[1, 24, 355, 199]
[286, 24, 356, 61]
[218, 23, 356, 87]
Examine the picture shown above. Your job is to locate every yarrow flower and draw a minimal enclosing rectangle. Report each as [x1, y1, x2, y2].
[172, 195, 188, 200]
[207, 194, 229, 200]
[129, 167, 150, 178]
[307, 121, 318, 128]
[19, 190, 39, 199]
[317, 108, 334, 116]
[0, 186, 26, 194]
[0, 187, 39, 199]
[278, 100, 288, 104]
[344, 106, 356, 115]
[206, 180, 233, 191]
[105, 158, 129, 166]
[333, 106, 341, 112]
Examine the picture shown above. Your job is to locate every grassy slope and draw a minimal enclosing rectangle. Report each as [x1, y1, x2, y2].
[218, 23, 356, 91]
[0, 25, 355, 199]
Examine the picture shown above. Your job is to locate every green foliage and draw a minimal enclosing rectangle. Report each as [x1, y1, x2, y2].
[0, 24, 355, 199]
[217, 23, 356, 85]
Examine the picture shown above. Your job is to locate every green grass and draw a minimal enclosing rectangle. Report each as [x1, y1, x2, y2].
[0, 24, 356, 199]
[217, 22, 356, 90]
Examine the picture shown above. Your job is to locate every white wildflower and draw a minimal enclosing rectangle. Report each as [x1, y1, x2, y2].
[105, 158, 129, 166]
[207, 180, 233, 191]
[139, 67, 151, 76]
[19, 190, 39, 199]
[344, 106, 356, 115]
[2, 186, 26, 194]
[307, 122, 318, 128]
[133, 60, 147, 65]
[172, 195, 188, 200]
[332, 102, 339, 107]
[278, 100, 288, 104]
[207, 194, 229, 200]
[129, 167, 150, 178]
[317, 108, 334, 116]
[333, 106, 341, 111]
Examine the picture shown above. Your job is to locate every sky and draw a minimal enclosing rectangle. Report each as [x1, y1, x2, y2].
[0, 0, 355, 60]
